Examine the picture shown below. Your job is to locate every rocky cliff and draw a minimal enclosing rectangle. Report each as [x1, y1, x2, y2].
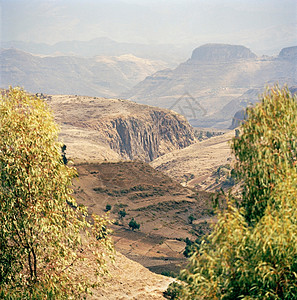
[48, 94, 196, 162]
[190, 43, 257, 62]
[278, 46, 297, 60]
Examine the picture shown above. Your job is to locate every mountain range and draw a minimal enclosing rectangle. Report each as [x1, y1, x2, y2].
[0, 48, 167, 97]
[123, 44, 297, 128]
[2, 37, 189, 65]
[1, 41, 296, 128]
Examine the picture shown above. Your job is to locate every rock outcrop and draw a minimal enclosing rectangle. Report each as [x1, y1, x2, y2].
[278, 46, 297, 60]
[48, 94, 196, 162]
[191, 43, 257, 62]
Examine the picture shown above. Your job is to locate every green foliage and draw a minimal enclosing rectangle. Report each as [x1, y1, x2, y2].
[232, 86, 297, 224]
[183, 237, 204, 258]
[128, 218, 140, 231]
[188, 215, 195, 224]
[164, 281, 184, 299]
[0, 88, 114, 299]
[118, 209, 127, 219]
[105, 204, 112, 211]
[167, 86, 297, 299]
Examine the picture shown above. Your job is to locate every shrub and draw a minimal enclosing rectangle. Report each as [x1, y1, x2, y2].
[105, 204, 112, 211]
[129, 218, 140, 231]
[118, 209, 127, 219]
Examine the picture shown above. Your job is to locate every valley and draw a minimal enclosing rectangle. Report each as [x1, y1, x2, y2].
[2, 40, 296, 299]
[73, 161, 216, 276]
[2, 1, 297, 298]
[44, 93, 229, 281]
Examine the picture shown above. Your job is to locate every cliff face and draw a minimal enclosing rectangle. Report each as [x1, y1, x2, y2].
[95, 111, 195, 161]
[48, 95, 196, 162]
[190, 43, 257, 62]
[278, 46, 297, 60]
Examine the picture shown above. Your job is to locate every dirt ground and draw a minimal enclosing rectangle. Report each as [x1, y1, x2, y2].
[72, 161, 216, 275]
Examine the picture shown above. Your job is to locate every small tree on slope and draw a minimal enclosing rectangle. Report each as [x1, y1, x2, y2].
[166, 86, 297, 299]
[0, 88, 113, 299]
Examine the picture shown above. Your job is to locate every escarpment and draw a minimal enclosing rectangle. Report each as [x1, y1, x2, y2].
[48, 94, 196, 162]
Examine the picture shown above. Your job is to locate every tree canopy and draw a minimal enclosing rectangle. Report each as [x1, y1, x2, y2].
[167, 86, 297, 299]
[0, 88, 113, 299]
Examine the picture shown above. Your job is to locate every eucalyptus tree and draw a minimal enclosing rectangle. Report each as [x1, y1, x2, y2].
[0, 88, 113, 299]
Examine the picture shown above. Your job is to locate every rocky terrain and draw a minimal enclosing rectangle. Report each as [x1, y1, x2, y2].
[0, 48, 167, 97]
[47, 94, 196, 162]
[151, 130, 235, 191]
[123, 44, 297, 128]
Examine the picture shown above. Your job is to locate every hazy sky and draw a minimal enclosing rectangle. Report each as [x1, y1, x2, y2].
[1, 0, 297, 54]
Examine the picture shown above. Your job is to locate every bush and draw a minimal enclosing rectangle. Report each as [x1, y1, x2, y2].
[118, 209, 127, 219]
[105, 204, 112, 211]
[129, 218, 140, 231]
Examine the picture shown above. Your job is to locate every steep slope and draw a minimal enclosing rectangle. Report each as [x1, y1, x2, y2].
[47, 94, 196, 162]
[0, 48, 167, 97]
[150, 130, 235, 191]
[89, 251, 173, 299]
[123, 44, 297, 128]
[73, 161, 216, 276]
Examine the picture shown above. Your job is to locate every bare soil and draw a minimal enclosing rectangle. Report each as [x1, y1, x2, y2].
[72, 161, 217, 276]
[150, 130, 235, 191]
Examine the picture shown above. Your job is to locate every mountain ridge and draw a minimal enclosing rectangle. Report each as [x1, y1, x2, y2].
[123, 44, 297, 128]
[190, 43, 257, 61]
[0, 48, 167, 97]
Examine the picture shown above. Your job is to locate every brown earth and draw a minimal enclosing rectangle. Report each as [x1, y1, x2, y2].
[72, 160, 217, 276]
[47, 94, 196, 162]
[88, 251, 174, 299]
[44, 93, 229, 298]
[150, 130, 235, 191]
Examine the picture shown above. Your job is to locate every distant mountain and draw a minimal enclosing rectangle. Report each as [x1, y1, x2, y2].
[191, 44, 257, 61]
[0, 48, 167, 97]
[2, 37, 190, 66]
[229, 85, 297, 129]
[122, 44, 297, 128]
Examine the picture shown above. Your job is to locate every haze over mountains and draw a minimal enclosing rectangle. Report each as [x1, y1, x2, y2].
[0, 48, 167, 97]
[123, 44, 297, 128]
[2, 38, 189, 65]
[1, 40, 296, 128]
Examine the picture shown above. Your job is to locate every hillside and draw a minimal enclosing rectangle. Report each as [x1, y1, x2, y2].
[73, 161, 217, 276]
[89, 251, 174, 299]
[47, 94, 196, 162]
[150, 130, 235, 191]
[0, 48, 167, 97]
[2, 37, 189, 65]
[123, 44, 297, 128]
